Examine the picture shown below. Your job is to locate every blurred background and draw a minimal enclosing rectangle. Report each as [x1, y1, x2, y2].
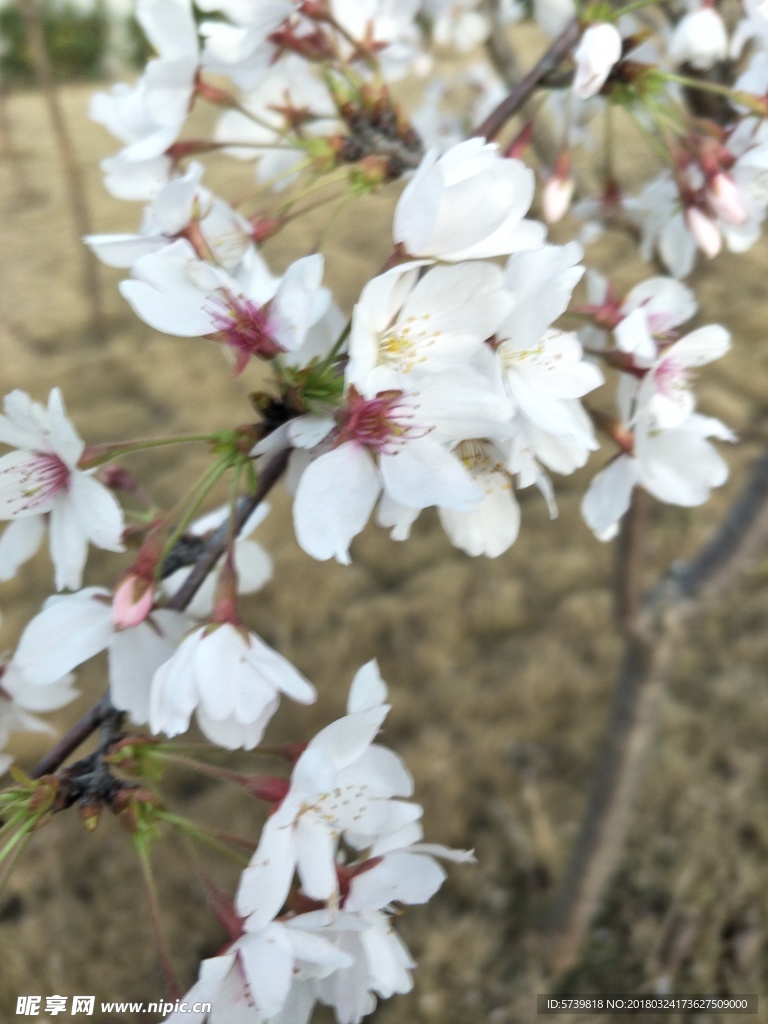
[1, 5, 768, 1022]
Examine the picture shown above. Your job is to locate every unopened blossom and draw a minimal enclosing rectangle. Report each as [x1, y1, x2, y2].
[572, 23, 622, 100]
[149, 622, 316, 748]
[0, 390, 124, 591]
[393, 138, 545, 262]
[236, 662, 419, 929]
[14, 588, 191, 725]
[669, 7, 728, 70]
[120, 240, 326, 374]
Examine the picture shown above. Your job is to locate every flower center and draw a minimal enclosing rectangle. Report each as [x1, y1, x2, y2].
[654, 356, 690, 397]
[337, 388, 422, 454]
[5, 452, 70, 513]
[378, 313, 441, 374]
[209, 292, 283, 375]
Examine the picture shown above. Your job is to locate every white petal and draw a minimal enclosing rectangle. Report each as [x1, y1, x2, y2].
[581, 456, 639, 539]
[0, 517, 45, 581]
[293, 443, 380, 563]
[15, 589, 113, 684]
[236, 816, 297, 927]
[347, 660, 387, 714]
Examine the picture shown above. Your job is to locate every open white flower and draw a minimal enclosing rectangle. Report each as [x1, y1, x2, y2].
[293, 371, 512, 564]
[236, 662, 419, 930]
[346, 260, 511, 395]
[0, 390, 124, 591]
[121, 240, 326, 374]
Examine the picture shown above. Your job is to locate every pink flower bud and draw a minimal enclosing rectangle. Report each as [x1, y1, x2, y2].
[708, 173, 748, 225]
[112, 575, 154, 628]
[685, 206, 722, 258]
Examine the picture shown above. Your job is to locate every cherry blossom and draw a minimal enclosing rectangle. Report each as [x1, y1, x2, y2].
[292, 371, 512, 564]
[393, 138, 545, 262]
[120, 240, 326, 373]
[236, 662, 419, 929]
[0, 390, 124, 591]
[13, 588, 191, 725]
[149, 621, 316, 748]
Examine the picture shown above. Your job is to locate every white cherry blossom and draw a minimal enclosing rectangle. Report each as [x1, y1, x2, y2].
[0, 390, 124, 591]
[149, 621, 315, 748]
[393, 138, 545, 261]
[236, 663, 419, 929]
[120, 240, 326, 374]
[292, 371, 513, 564]
[13, 588, 190, 725]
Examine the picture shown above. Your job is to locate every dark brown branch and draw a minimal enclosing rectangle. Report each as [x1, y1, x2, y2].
[546, 443, 768, 976]
[29, 448, 291, 779]
[165, 447, 291, 612]
[31, 694, 114, 780]
[473, 18, 580, 141]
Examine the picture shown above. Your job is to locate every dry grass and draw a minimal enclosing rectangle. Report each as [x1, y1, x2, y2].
[0, 77, 767, 1024]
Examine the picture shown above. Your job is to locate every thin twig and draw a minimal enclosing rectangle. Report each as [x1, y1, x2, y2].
[473, 18, 580, 141]
[29, 448, 292, 779]
[546, 445, 768, 976]
[165, 447, 291, 612]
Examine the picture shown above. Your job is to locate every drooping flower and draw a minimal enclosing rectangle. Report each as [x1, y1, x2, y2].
[149, 622, 316, 748]
[0, 390, 124, 591]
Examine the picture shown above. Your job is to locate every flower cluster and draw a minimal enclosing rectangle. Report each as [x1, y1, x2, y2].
[166, 663, 473, 1024]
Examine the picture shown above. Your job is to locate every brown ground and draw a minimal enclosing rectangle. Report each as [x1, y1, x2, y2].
[1, 73, 768, 1024]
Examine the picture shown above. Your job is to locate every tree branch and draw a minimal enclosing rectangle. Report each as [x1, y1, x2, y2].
[473, 18, 580, 141]
[29, 448, 291, 779]
[546, 443, 768, 976]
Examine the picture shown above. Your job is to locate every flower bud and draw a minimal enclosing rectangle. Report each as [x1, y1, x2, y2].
[685, 206, 722, 257]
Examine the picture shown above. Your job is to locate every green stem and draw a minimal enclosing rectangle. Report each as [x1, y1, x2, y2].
[157, 460, 231, 573]
[135, 837, 181, 1000]
[80, 433, 217, 469]
[610, 0, 666, 17]
[160, 812, 253, 866]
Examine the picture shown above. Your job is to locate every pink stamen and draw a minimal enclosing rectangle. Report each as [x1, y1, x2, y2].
[5, 452, 70, 512]
[209, 292, 284, 375]
[337, 389, 423, 454]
